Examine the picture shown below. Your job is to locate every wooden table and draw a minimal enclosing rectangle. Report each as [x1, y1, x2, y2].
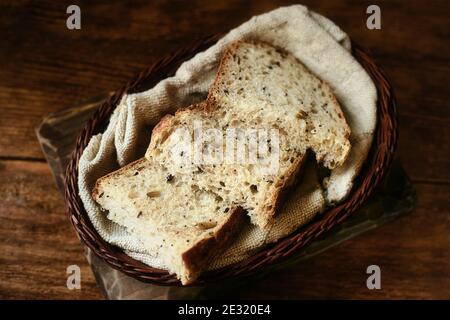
[0, 0, 449, 299]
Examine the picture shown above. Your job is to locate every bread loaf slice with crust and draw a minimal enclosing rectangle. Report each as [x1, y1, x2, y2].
[93, 157, 246, 284]
[146, 102, 307, 229]
[208, 40, 351, 169]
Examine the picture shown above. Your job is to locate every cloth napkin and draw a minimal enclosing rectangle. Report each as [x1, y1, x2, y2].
[77, 4, 376, 271]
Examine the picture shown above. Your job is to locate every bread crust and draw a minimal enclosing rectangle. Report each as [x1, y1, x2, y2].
[262, 152, 308, 228]
[181, 206, 246, 284]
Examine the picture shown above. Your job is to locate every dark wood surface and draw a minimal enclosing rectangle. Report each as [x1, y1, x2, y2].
[0, 0, 449, 299]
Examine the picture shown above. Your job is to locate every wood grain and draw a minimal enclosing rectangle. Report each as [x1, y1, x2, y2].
[0, 160, 102, 299]
[0, 0, 449, 299]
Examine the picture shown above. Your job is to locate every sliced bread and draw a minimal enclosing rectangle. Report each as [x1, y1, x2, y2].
[93, 40, 351, 283]
[208, 40, 351, 169]
[92, 156, 246, 284]
[145, 40, 351, 228]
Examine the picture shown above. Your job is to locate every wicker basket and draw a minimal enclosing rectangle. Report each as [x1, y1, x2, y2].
[65, 34, 398, 286]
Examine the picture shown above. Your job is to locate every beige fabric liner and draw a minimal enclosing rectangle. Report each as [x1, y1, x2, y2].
[77, 5, 377, 271]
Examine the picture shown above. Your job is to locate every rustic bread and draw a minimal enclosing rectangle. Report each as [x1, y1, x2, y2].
[93, 40, 351, 283]
[93, 157, 245, 284]
[209, 41, 351, 169]
[146, 102, 306, 229]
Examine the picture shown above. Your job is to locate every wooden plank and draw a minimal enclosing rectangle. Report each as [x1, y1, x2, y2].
[0, 160, 102, 299]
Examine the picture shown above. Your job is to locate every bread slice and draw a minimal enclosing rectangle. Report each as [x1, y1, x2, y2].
[92, 157, 246, 284]
[146, 101, 307, 229]
[208, 40, 351, 169]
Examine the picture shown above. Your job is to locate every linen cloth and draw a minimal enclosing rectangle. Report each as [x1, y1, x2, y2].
[78, 5, 377, 271]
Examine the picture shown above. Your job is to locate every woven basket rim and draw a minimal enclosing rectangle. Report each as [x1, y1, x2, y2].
[64, 34, 398, 286]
